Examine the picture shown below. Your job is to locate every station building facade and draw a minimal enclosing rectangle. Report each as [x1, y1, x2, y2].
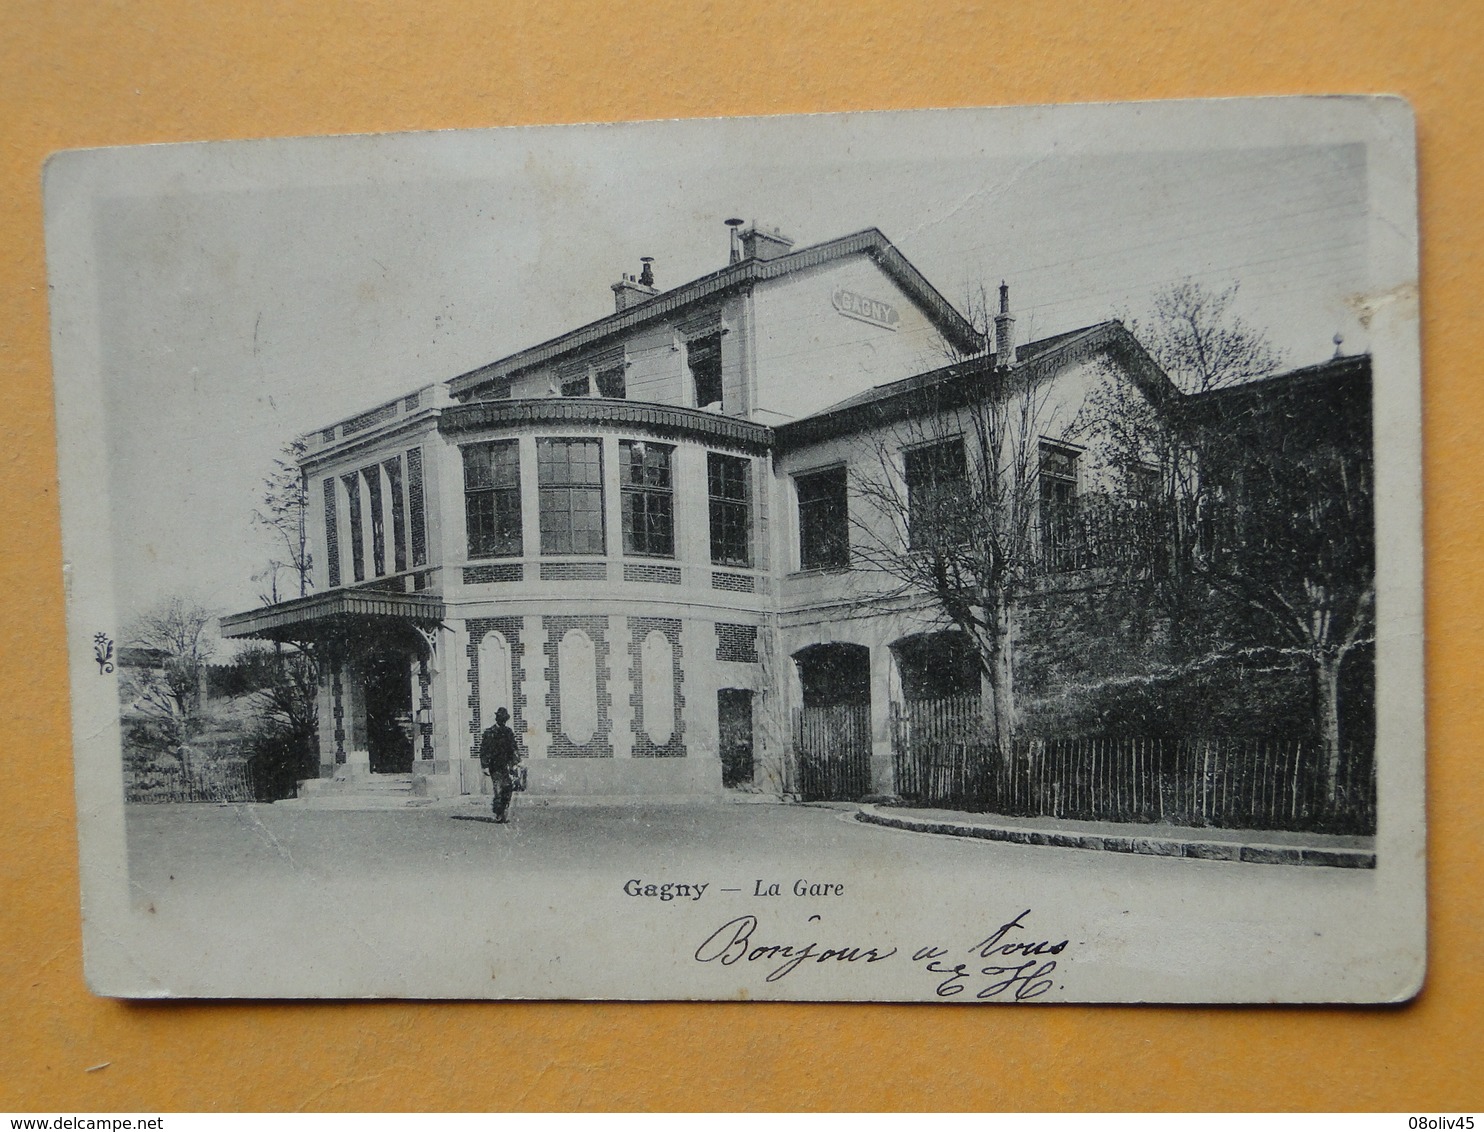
[222, 223, 1171, 802]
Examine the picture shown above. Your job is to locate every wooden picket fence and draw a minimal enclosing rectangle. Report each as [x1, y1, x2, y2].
[795, 704, 873, 802]
[124, 759, 257, 803]
[890, 703, 1375, 834]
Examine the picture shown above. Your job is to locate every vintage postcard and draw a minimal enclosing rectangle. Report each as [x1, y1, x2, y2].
[46, 97, 1425, 1001]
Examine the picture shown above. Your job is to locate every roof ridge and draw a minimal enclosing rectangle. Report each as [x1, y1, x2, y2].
[447, 227, 980, 398]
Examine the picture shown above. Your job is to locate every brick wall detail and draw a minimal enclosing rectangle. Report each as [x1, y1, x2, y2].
[465, 616, 527, 759]
[464, 563, 524, 585]
[624, 563, 681, 585]
[628, 616, 685, 758]
[417, 655, 434, 759]
[407, 446, 427, 568]
[331, 659, 345, 763]
[544, 615, 613, 758]
[715, 622, 758, 664]
[540, 561, 607, 582]
[323, 478, 340, 588]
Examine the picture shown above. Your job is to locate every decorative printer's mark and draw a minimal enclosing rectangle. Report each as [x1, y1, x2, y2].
[93, 632, 114, 675]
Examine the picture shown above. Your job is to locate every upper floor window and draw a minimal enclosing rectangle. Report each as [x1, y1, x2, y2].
[595, 364, 626, 399]
[620, 440, 674, 557]
[1125, 463, 1160, 502]
[341, 472, 366, 583]
[687, 333, 723, 409]
[796, 465, 850, 570]
[1039, 441, 1079, 508]
[904, 439, 968, 549]
[538, 438, 605, 555]
[463, 440, 523, 558]
[708, 453, 751, 567]
[363, 465, 386, 577]
[383, 456, 408, 573]
[323, 477, 341, 588]
[560, 348, 627, 400]
[1039, 440, 1081, 568]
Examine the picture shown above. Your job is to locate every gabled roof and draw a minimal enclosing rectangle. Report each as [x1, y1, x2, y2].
[1015, 323, 1108, 363]
[447, 228, 984, 400]
[1183, 352, 1372, 408]
[776, 320, 1176, 450]
[1178, 353, 1372, 436]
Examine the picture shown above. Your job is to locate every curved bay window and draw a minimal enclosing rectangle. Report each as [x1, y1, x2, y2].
[708, 452, 751, 567]
[463, 440, 523, 558]
[539, 437, 606, 555]
[621, 440, 674, 557]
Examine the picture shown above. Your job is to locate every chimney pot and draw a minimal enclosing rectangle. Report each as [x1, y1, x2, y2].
[725, 218, 746, 264]
[738, 223, 795, 262]
[612, 263, 659, 313]
[994, 282, 1016, 368]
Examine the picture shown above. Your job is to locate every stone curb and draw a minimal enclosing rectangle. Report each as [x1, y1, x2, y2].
[855, 805, 1376, 869]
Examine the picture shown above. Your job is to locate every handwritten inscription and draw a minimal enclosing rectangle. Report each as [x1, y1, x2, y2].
[688, 906, 1070, 1000]
[911, 910, 1066, 1000]
[694, 915, 898, 983]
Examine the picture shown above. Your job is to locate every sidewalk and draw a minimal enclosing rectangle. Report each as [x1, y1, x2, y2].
[855, 803, 1375, 868]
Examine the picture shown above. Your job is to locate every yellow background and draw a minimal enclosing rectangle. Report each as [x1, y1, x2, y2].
[2, 0, 1478, 1112]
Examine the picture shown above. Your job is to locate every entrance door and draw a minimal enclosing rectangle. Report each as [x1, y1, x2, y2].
[363, 653, 414, 774]
[718, 689, 754, 787]
[793, 643, 873, 801]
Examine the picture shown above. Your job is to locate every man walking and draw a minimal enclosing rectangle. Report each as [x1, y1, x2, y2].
[479, 706, 522, 823]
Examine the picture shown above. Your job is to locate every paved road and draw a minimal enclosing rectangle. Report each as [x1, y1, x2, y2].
[127, 799, 1034, 887]
[115, 799, 1399, 1002]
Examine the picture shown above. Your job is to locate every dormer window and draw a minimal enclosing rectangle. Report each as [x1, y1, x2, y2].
[687, 333, 723, 409]
[559, 348, 627, 400]
[595, 364, 626, 399]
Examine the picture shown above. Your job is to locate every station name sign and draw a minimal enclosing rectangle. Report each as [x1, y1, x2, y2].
[832, 287, 900, 331]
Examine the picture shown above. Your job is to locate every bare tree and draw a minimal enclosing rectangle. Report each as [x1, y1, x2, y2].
[852, 366, 1052, 759]
[1138, 280, 1286, 395]
[253, 437, 313, 603]
[122, 596, 218, 749]
[246, 438, 321, 790]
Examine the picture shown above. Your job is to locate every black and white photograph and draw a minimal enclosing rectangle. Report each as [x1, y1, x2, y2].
[45, 96, 1425, 1002]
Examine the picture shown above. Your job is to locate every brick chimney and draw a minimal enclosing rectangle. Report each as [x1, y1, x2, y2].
[738, 223, 795, 262]
[612, 258, 659, 313]
[994, 281, 1016, 368]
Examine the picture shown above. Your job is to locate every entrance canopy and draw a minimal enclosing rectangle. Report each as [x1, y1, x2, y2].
[220, 589, 446, 644]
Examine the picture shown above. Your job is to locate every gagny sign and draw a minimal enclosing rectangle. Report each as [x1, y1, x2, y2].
[832, 286, 901, 331]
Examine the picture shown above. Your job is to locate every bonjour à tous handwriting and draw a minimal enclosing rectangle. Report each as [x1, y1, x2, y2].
[691, 908, 1069, 998]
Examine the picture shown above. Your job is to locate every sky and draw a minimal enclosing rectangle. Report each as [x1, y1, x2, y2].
[63, 100, 1392, 629]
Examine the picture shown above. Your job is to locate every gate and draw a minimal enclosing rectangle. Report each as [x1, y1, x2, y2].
[795, 704, 872, 801]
